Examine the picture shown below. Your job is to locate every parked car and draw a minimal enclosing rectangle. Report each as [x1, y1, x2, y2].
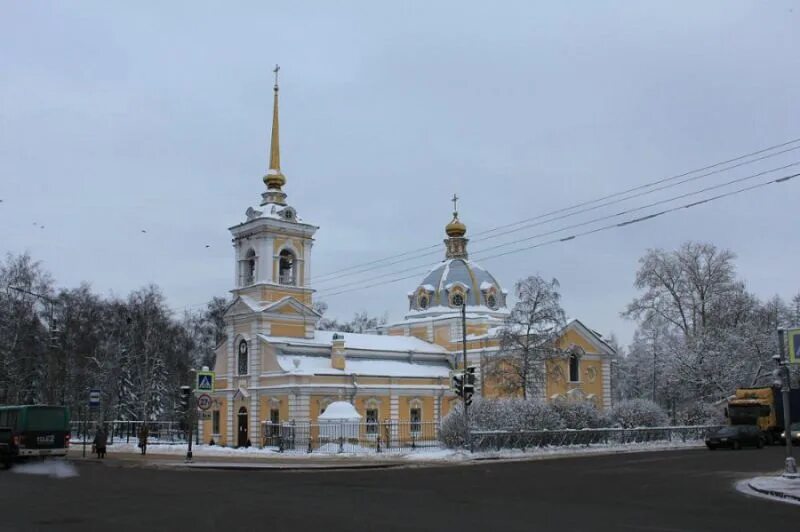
[705, 425, 764, 450]
[780, 422, 800, 445]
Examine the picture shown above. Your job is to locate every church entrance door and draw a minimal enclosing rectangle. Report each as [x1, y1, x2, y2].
[237, 407, 248, 447]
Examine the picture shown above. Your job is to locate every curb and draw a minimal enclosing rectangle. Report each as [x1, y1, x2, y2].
[747, 480, 800, 503]
[160, 462, 408, 471]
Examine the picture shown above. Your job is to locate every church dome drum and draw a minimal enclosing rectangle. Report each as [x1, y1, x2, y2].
[406, 200, 508, 318]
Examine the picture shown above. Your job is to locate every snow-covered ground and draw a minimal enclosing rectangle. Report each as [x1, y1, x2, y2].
[12, 460, 79, 478]
[92, 439, 705, 462]
[737, 476, 800, 506]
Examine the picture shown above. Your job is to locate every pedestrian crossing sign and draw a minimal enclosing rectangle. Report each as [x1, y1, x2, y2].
[196, 371, 215, 392]
[789, 328, 800, 364]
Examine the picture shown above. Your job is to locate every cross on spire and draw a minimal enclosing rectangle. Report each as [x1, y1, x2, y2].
[451, 193, 459, 216]
[273, 64, 280, 90]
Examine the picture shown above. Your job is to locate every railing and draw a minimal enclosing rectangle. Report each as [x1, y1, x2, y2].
[262, 420, 440, 454]
[469, 425, 723, 451]
[70, 420, 192, 445]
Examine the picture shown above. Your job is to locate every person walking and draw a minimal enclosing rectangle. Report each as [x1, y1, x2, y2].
[93, 427, 108, 459]
[138, 425, 149, 456]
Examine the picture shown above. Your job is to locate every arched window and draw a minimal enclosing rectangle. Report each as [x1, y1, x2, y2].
[278, 249, 296, 286]
[243, 249, 256, 285]
[238, 340, 248, 375]
[569, 353, 580, 383]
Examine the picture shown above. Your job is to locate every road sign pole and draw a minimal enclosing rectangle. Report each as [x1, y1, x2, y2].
[186, 398, 194, 463]
[461, 302, 471, 452]
[82, 406, 87, 458]
[777, 330, 797, 478]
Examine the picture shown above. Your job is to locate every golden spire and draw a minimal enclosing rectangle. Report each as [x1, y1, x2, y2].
[263, 64, 286, 197]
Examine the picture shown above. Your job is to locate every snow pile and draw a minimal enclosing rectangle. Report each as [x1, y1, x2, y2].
[12, 460, 78, 478]
[318, 401, 361, 421]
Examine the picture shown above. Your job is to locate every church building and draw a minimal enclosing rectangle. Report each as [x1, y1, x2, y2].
[201, 73, 614, 447]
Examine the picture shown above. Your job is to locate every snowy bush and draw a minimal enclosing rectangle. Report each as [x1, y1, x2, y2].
[440, 403, 468, 448]
[609, 399, 668, 428]
[439, 398, 565, 448]
[677, 402, 725, 426]
[514, 399, 565, 430]
[551, 401, 603, 429]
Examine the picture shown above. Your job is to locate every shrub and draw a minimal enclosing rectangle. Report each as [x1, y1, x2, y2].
[609, 399, 668, 428]
[551, 401, 603, 429]
[439, 398, 565, 448]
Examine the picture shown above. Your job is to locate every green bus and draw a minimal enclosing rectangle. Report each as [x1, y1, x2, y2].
[0, 405, 71, 461]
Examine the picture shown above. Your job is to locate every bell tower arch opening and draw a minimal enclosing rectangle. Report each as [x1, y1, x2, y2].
[278, 249, 297, 286]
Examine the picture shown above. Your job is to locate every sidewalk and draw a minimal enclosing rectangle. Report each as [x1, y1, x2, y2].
[67, 439, 707, 471]
[67, 447, 431, 470]
[745, 476, 800, 504]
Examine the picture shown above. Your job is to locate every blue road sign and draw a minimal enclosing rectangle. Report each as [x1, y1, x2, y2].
[789, 328, 800, 364]
[196, 371, 215, 392]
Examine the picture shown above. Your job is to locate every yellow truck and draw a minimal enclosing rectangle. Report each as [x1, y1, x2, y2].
[726, 386, 800, 445]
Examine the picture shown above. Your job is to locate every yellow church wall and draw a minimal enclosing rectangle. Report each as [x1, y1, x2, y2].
[441, 396, 460, 417]
[434, 325, 454, 350]
[206, 396, 228, 446]
[354, 396, 389, 422]
[257, 286, 312, 305]
[555, 329, 597, 354]
[270, 321, 306, 338]
[398, 396, 435, 423]
[409, 327, 428, 341]
[545, 358, 605, 408]
[259, 395, 289, 423]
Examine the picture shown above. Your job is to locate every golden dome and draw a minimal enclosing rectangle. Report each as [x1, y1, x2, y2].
[445, 215, 467, 237]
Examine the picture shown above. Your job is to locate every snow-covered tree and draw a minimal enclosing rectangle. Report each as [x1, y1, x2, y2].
[621, 242, 793, 410]
[486, 276, 567, 399]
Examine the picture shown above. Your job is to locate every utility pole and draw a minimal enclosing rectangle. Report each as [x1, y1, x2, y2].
[461, 302, 470, 450]
[775, 330, 797, 478]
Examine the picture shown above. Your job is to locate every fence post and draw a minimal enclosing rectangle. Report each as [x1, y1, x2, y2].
[376, 435, 381, 453]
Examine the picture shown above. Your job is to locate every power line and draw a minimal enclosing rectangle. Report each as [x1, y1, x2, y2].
[315, 170, 799, 299]
[313, 144, 800, 288]
[314, 162, 799, 296]
[311, 137, 800, 282]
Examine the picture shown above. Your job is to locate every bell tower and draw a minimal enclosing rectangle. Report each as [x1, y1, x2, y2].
[229, 65, 318, 308]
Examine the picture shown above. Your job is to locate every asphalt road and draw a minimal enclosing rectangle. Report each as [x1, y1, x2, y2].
[1, 447, 796, 532]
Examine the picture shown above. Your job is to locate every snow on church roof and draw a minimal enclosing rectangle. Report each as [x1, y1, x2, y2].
[275, 354, 451, 378]
[260, 330, 447, 354]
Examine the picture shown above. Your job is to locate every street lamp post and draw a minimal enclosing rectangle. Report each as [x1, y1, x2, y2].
[461, 302, 470, 450]
[775, 329, 797, 478]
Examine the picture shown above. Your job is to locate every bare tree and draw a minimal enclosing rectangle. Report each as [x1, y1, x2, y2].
[487, 276, 566, 399]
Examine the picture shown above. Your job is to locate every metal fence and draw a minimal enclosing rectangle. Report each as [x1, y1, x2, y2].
[70, 420, 192, 445]
[262, 420, 440, 454]
[469, 425, 723, 451]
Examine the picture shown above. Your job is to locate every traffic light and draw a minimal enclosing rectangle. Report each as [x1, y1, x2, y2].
[451, 373, 464, 397]
[464, 366, 476, 395]
[179, 385, 192, 412]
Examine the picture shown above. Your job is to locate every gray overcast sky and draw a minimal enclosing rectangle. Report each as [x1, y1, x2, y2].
[2, 1, 799, 347]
